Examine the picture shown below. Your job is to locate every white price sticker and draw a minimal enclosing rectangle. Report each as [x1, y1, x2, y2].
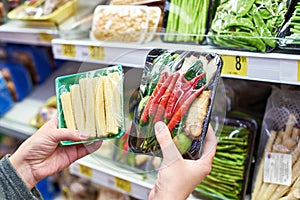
[264, 152, 292, 186]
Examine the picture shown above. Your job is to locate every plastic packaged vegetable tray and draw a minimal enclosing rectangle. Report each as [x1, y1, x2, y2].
[128, 49, 223, 160]
[7, 0, 78, 23]
[161, 0, 214, 45]
[278, 0, 300, 51]
[55, 65, 125, 146]
[193, 116, 258, 200]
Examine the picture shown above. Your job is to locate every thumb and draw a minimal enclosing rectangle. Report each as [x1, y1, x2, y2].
[154, 121, 182, 165]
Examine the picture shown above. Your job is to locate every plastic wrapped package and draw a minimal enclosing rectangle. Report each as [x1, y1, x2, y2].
[278, 0, 300, 50]
[6, 44, 54, 84]
[251, 87, 300, 200]
[193, 116, 257, 200]
[90, 5, 149, 43]
[161, 0, 215, 44]
[0, 71, 14, 116]
[7, 0, 78, 24]
[0, 61, 33, 101]
[209, 0, 291, 52]
[55, 65, 125, 145]
[128, 49, 223, 160]
[29, 96, 57, 128]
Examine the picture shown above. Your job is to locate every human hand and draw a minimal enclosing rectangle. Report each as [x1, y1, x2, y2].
[9, 117, 102, 190]
[148, 121, 217, 200]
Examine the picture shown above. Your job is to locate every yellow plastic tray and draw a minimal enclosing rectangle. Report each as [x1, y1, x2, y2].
[7, 0, 78, 24]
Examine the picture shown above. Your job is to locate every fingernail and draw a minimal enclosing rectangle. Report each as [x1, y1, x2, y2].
[155, 121, 165, 134]
[79, 131, 90, 139]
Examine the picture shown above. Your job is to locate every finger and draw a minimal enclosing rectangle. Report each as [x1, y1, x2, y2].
[76, 141, 102, 159]
[52, 129, 90, 143]
[154, 121, 182, 165]
[198, 124, 217, 162]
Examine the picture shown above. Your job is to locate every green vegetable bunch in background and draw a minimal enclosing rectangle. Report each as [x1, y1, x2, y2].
[194, 121, 253, 200]
[210, 0, 289, 52]
[163, 0, 210, 43]
[283, 1, 300, 45]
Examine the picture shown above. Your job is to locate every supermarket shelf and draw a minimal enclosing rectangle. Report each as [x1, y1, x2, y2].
[52, 37, 300, 85]
[70, 154, 199, 200]
[0, 0, 102, 46]
[69, 155, 155, 200]
[0, 62, 81, 139]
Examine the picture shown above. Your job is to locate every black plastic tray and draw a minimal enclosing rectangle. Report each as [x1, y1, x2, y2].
[193, 116, 258, 200]
[128, 48, 223, 160]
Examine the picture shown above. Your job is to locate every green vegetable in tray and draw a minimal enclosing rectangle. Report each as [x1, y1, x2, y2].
[163, 0, 211, 43]
[210, 0, 289, 52]
[194, 120, 253, 200]
[137, 53, 211, 154]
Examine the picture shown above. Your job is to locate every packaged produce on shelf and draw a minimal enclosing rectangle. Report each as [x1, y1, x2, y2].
[29, 96, 57, 128]
[55, 65, 125, 145]
[114, 129, 161, 173]
[161, 0, 216, 44]
[128, 49, 223, 159]
[110, 0, 163, 5]
[7, 0, 78, 23]
[0, 71, 14, 116]
[59, 168, 99, 200]
[6, 44, 54, 84]
[278, 0, 300, 50]
[251, 87, 300, 200]
[209, 0, 291, 52]
[193, 116, 257, 200]
[0, 61, 33, 101]
[0, 134, 22, 158]
[91, 5, 157, 43]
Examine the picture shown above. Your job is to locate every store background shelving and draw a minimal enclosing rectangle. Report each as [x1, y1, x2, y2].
[0, 0, 300, 199]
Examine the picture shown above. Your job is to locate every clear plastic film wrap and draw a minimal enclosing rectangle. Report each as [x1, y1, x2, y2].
[90, 5, 161, 43]
[55, 65, 125, 145]
[128, 49, 223, 160]
[251, 87, 300, 200]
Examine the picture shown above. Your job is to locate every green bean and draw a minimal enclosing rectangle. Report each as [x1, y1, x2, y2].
[252, 8, 277, 48]
[234, 0, 255, 16]
[232, 31, 266, 52]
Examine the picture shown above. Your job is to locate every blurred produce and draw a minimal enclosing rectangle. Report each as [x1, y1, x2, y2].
[209, 0, 290, 52]
[251, 87, 300, 200]
[194, 116, 257, 200]
[29, 96, 57, 128]
[278, 0, 300, 50]
[162, 0, 212, 44]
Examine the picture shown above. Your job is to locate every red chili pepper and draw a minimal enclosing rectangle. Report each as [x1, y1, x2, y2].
[140, 72, 168, 126]
[167, 85, 206, 131]
[164, 72, 206, 122]
[148, 73, 174, 118]
[153, 72, 180, 123]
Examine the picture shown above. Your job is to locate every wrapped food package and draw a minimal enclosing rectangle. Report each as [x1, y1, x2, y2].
[128, 49, 223, 160]
[0, 61, 33, 102]
[55, 65, 125, 145]
[193, 116, 258, 200]
[0, 71, 14, 116]
[252, 87, 300, 200]
[91, 5, 161, 43]
[209, 0, 291, 52]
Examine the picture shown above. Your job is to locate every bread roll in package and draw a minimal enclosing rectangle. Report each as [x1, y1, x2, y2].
[55, 65, 125, 145]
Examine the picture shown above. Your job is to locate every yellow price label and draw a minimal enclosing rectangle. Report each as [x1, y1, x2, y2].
[61, 44, 76, 58]
[38, 33, 53, 43]
[78, 164, 92, 178]
[88, 46, 105, 60]
[115, 177, 131, 193]
[298, 61, 300, 82]
[221, 55, 248, 76]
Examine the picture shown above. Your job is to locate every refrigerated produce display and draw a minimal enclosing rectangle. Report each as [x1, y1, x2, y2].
[1, 0, 300, 199]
